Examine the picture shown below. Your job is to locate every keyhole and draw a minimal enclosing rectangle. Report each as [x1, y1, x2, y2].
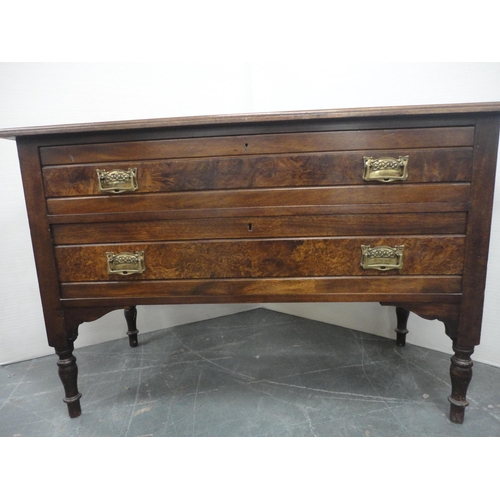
[248, 223, 253, 232]
[244, 142, 249, 148]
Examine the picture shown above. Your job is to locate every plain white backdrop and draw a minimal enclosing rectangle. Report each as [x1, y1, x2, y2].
[1, 62, 500, 367]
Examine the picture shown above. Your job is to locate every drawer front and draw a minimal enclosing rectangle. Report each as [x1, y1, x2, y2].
[46, 125, 471, 303]
[42, 126, 473, 217]
[55, 236, 465, 282]
[42, 148, 473, 197]
[51, 213, 468, 245]
[60, 276, 463, 301]
[40, 127, 475, 166]
[46, 184, 470, 217]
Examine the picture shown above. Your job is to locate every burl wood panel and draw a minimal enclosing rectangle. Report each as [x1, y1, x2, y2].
[42, 148, 473, 197]
[55, 236, 465, 282]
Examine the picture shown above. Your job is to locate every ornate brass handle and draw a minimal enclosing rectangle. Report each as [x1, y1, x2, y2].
[363, 156, 409, 183]
[106, 251, 145, 275]
[96, 168, 138, 193]
[360, 245, 404, 271]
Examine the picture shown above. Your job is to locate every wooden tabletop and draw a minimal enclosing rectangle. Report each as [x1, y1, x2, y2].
[1, 102, 500, 139]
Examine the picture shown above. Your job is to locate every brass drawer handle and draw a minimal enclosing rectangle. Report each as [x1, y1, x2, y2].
[363, 156, 409, 183]
[97, 168, 138, 193]
[106, 251, 145, 275]
[360, 245, 404, 271]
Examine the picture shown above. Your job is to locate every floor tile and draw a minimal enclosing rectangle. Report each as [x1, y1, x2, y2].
[1, 308, 499, 437]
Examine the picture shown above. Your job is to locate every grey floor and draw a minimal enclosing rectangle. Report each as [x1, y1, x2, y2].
[1, 308, 500, 437]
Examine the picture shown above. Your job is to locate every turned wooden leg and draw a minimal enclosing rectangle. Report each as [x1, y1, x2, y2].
[395, 307, 410, 346]
[124, 305, 139, 348]
[448, 344, 474, 424]
[55, 339, 82, 418]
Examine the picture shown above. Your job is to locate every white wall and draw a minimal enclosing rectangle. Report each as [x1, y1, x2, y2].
[1, 63, 499, 367]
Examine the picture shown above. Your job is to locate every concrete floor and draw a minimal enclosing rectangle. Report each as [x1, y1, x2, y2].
[1, 308, 499, 436]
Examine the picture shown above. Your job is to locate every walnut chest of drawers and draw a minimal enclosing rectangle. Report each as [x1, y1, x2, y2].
[2, 102, 500, 424]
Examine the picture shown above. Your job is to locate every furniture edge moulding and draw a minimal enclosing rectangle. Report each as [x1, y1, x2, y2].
[2, 101, 500, 139]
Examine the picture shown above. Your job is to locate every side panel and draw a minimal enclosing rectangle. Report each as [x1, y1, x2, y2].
[458, 117, 500, 346]
[16, 138, 66, 347]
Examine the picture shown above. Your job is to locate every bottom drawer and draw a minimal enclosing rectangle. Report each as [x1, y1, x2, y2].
[60, 276, 463, 301]
[55, 236, 465, 282]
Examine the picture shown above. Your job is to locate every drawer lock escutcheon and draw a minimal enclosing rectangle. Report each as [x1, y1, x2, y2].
[363, 156, 409, 183]
[360, 245, 404, 271]
[106, 251, 145, 275]
[97, 168, 138, 193]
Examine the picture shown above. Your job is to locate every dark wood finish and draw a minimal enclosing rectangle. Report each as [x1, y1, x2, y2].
[0, 101, 497, 139]
[16, 138, 69, 349]
[51, 213, 467, 244]
[124, 306, 139, 348]
[449, 345, 475, 424]
[381, 302, 462, 341]
[55, 236, 464, 282]
[61, 276, 462, 306]
[3, 103, 499, 424]
[61, 293, 462, 310]
[395, 307, 410, 346]
[38, 127, 474, 165]
[46, 184, 470, 216]
[60, 276, 463, 300]
[42, 148, 473, 197]
[55, 339, 82, 418]
[46, 201, 471, 225]
[457, 118, 500, 348]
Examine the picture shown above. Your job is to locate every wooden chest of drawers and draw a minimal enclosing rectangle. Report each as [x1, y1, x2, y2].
[2, 103, 499, 424]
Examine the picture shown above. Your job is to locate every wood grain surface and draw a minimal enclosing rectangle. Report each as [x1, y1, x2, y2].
[51, 213, 467, 244]
[55, 236, 465, 282]
[39, 127, 474, 165]
[42, 147, 473, 197]
[60, 276, 463, 300]
[46, 184, 470, 216]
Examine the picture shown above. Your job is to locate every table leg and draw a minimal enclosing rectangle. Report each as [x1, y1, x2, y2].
[449, 344, 474, 424]
[395, 306, 410, 346]
[125, 305, 139, 348]
[55, 338, 82, 418]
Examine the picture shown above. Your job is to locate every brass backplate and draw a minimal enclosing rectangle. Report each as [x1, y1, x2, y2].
[363, 156, 409, 183]
[97, 168, 138, 193]
[360, 245, 404, 271]
[106, 251, 145, 275]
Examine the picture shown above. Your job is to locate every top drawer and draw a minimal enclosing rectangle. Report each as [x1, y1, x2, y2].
[41, 127, 474, 198]
[40, 127, 475, 165]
